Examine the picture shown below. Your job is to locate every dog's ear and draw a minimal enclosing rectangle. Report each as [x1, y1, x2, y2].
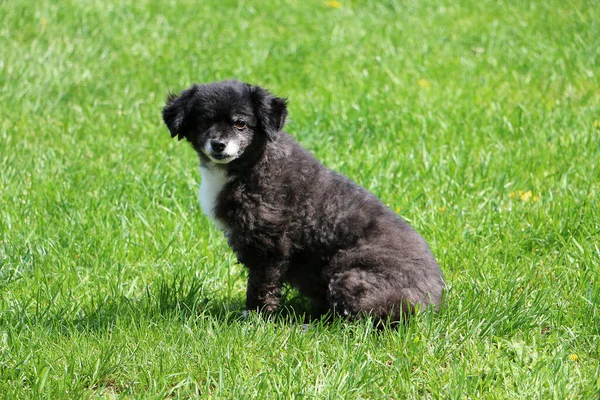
[162, 86, 198, 140]
[251, 86, 288, 141]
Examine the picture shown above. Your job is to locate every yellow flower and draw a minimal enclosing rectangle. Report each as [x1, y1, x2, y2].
[568, 354, 579, 362]
[417, 79, 431, 88]
[593, 120, 600, 129]
[520, 190, 533, 201]
[439, 206, 447, 213]
[509, 190, 540, 202]
[326, 1, 341, 8]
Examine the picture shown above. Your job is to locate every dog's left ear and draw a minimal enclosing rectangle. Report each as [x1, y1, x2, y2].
[162, 85, 198, 140]
[251, 86, 288, 141]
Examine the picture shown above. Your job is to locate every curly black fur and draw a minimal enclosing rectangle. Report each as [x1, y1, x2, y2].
[163, 80, 445, 324]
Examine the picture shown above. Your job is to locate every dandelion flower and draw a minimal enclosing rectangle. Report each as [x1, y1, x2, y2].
[520, 190, 533, 201]
[568, 354, 579, 362]
[509, 190, 539, 202]
[418, 79, 431, 88]
[326, 1, 342, 8]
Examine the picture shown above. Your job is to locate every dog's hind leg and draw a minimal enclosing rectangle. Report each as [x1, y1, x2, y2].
[325, 245, 443, 325]
[326, 266, 440, 325]
[327, 269, 405, 323]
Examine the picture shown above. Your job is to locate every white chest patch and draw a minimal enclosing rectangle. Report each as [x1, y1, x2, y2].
[199, 166, 229, 230]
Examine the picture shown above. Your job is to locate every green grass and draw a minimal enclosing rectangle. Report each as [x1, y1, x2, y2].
[1, 0, 599, 398]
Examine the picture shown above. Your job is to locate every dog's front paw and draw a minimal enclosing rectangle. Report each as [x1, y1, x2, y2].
[248, 304, 278, 314]
[260, 303, 279, 314]
[241, 305, 276, 321]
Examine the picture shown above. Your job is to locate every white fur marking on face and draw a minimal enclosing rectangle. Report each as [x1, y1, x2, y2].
[224, 140, 240, 158]
[203, 138, 242, 164]
[199, 166, 229, 230]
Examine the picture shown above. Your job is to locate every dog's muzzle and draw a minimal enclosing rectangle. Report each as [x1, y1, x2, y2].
[210, 140, 228, 160]
[204, 139, 239, 163]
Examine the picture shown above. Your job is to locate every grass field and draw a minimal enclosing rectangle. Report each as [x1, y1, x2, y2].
[1, 0, 599, 398]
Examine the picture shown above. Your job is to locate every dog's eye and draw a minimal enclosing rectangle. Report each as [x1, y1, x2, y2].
[233, 120, 247, 130]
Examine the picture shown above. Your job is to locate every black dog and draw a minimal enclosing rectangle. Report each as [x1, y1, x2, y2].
[163, 80, 444, 323]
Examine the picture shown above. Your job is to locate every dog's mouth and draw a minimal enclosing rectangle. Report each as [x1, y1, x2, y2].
[206, 151, 236, 164]
[204, 151, 236, 164]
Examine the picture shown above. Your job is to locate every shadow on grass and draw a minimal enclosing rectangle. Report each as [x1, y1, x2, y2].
[73, 276, 434, 334]
[6, 275, 445, 335]
[48, 275, 316, 333]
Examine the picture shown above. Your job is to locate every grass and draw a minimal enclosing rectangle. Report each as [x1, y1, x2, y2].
[1, 0, 599, 397]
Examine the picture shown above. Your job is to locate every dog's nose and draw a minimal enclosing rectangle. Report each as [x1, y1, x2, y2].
[210, 140, 226, 153]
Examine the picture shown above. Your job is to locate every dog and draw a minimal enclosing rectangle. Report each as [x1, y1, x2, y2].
[162, 80, 445, 324]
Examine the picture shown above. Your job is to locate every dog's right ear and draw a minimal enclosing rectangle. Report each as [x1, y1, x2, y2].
[162, 86, 198, 140]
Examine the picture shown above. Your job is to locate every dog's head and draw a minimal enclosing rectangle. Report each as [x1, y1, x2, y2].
[162, 80, 287, 165]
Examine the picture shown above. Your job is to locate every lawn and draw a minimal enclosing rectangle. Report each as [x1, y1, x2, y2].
[1, 0, 599, 398]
